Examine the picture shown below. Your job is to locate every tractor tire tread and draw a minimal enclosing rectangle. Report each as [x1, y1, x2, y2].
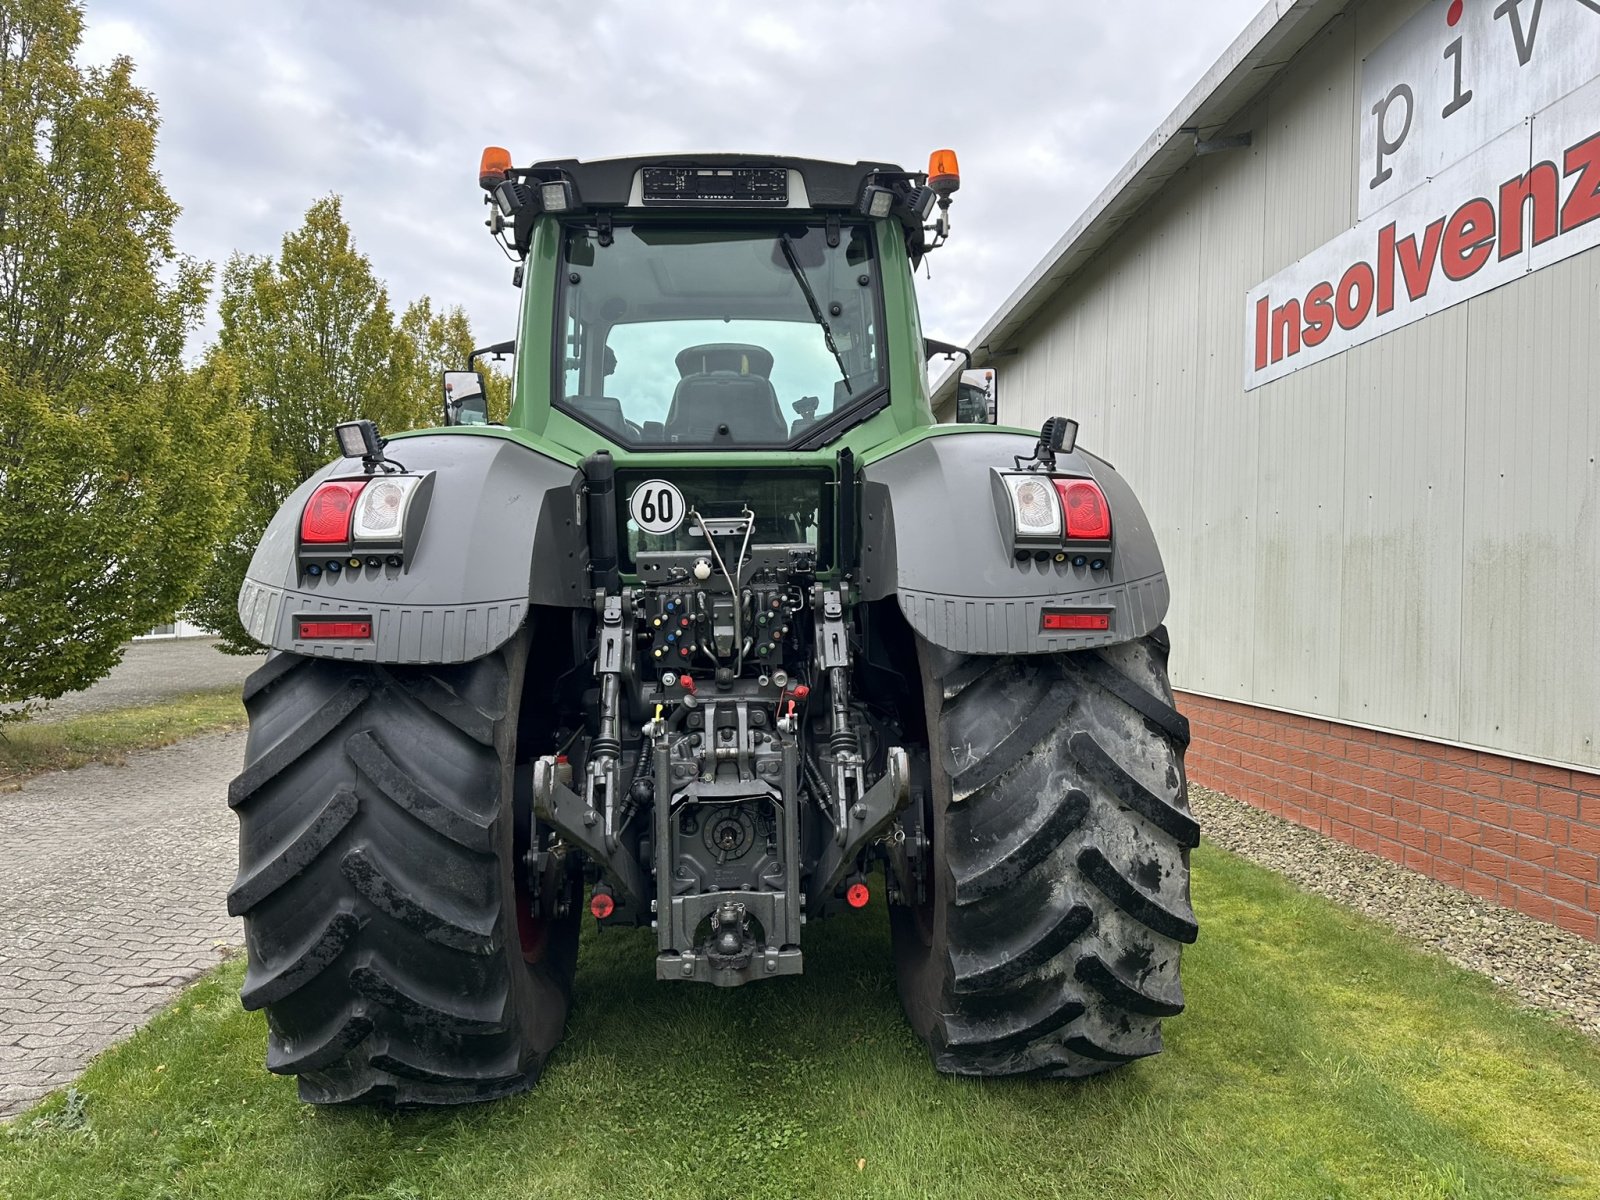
[893, 627, 1195, 1079]
[232, 643, 572, 1106]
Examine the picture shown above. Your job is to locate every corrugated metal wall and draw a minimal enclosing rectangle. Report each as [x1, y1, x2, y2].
[999, 0, 1600, 770]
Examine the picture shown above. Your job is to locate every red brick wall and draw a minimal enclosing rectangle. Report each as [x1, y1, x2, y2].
[1178, 691, 1600, 942]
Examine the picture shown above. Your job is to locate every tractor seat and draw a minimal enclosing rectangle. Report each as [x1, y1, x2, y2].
[665, 373, 788, 442]
[674, 342, 775, 379]
[565, 394, 628, 435]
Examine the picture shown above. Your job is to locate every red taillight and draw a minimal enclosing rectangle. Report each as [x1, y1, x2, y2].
[1041, 610, 1111, 632]
[301, 480, 367, 544]
[589, 890, 615, 920]
[297, 619, 372, 639]
[846, 882, 871, 909]
[1054, 479, 1111, 540]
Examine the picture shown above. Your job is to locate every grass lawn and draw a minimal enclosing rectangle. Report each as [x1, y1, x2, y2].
[0, 689, 245, 787]
[3, 843, 1598, 1200]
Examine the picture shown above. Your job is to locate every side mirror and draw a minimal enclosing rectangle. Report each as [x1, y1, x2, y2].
[956, 371, 997, 424]
[442, 369, 489, 426]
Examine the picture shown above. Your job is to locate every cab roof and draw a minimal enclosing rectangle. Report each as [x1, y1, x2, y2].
[522, 154, 910, 210]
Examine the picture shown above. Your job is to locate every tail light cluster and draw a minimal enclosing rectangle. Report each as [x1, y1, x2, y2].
[297, 472, 434, 579]
[997, 472, 1113, 559]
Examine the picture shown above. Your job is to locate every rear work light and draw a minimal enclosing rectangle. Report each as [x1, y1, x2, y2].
[1055, 478, 1112, 540]
[300, 480, 367, 544]
[296, 617, 372, 640]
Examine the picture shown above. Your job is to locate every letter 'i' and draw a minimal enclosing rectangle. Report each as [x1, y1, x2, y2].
[1442, 36, 1473, 118]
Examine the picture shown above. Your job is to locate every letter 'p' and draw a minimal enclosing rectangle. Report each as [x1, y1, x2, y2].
[1370, 83, 1414, 191]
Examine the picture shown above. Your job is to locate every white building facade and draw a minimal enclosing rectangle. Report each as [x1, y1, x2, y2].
[938, 0, 1600, 940]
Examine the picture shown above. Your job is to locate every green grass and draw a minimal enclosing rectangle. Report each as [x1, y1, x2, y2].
[0, 689, 245, 787]
[4, 844, 1598, 1200]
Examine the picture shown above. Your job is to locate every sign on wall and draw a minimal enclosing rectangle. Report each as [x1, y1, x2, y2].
[1244, 0, 1600, 390]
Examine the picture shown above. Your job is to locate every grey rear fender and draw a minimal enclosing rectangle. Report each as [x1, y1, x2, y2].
[859, 431, 1169, 655]
[238, 434, 588, 663]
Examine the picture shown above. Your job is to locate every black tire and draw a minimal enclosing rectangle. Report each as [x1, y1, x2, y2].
[891, 628, 1196, 1077]
[227, 632, 577, 1105]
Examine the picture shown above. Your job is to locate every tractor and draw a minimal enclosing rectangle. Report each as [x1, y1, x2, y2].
[228, 149, 1197, 1105]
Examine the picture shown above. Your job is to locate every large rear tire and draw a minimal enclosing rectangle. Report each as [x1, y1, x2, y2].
[891, 629, 1196, 1076]
[227, 632, 577, 1105]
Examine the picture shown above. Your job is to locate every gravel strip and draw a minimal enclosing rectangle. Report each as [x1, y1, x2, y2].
[1191, 785, 1600, 1038]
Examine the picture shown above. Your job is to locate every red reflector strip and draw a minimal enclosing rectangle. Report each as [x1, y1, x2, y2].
[297, 618, 372, 640]
[1041, 610, 1111, 632]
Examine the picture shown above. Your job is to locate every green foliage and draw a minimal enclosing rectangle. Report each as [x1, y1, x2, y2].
[187, 200, 498, 652]
[0, 0, 246, 720]
[395, 295, 510, 425]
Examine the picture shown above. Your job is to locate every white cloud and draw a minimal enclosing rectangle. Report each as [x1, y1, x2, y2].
[74, 13, 150, 64]
[83, 0, 1265, 351]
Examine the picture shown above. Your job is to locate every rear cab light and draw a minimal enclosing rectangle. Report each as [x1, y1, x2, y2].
[1000, 474, 1063, 540]
[352, 475, 424, 541]
[1054, 478, 1111, 541]
[300, 480, 367, 543]
[996, 471, 1114, 552]
[297, 471, 435, 576]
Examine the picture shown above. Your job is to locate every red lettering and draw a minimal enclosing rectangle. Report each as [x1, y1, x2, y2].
[1377, 224, 1397, 314]
[1255, 296, 1270, 370]
[1336, 262, 1375, 330]
[1443, 197, 1496, 280]
[1302, 282, 1335, 347]
[1271, 299, 1301, 362]
[1561, 131, 1600, 234]
[1396, 219, 1446, 301]
[1498, 161, 1560, 259]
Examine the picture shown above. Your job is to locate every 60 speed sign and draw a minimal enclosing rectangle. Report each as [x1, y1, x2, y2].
[627, 479, 685, 535]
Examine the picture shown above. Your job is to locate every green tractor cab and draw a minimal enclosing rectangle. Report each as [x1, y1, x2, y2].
[229, 149, 1195, 1105]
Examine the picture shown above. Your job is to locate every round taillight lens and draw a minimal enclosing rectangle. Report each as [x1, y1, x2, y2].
[1012, 478, 1058, 532]
[354, 478, 407, 536]
[300, 480, 366, 543]
[1056, 479, 1112, 540]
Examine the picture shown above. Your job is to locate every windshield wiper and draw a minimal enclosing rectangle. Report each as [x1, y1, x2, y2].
[778, 234, 851, 392]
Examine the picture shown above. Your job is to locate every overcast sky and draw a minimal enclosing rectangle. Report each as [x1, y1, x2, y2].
[78, 0, 1265, 353]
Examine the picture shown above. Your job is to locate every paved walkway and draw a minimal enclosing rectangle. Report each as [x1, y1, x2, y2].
[3, 638, 264, 724]
[0, 732, 245, 1120]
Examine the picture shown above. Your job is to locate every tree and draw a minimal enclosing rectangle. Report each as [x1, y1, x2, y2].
[395, 296, 512, 426]
[188, 198, 490, 651]
[0, 0, 247, 722]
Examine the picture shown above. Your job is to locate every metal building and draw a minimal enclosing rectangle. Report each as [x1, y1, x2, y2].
[935, 0, 1600, 939]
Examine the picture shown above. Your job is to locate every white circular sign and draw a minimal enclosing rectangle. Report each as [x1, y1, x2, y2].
[628, 479, 686, 535]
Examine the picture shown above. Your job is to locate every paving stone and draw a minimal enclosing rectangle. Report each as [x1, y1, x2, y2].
[0, 732, 244, 1120]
